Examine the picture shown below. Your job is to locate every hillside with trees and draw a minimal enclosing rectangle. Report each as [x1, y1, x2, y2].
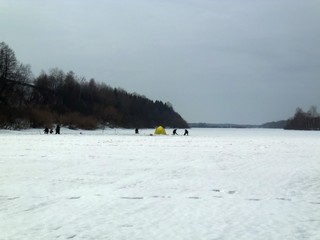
[285, 106, 320, 130]
[0, 42, 188, 130]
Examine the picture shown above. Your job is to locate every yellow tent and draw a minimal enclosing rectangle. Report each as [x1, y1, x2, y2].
[154, 126, 166, 135]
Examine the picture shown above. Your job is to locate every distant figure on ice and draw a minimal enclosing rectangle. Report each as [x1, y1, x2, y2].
[184, 129, 189, 136]
[50, 129, 53, 134]
[55, 124, 61, 134]
[135, 128, 139, 134]
[173, 129, 178, 135]
[44, 127, 49, 134]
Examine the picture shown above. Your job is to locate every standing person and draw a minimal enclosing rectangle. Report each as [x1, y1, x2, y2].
[44, 127, 49, 134]
[173, 129, 178, 135]
[184, 129, 189, 136]
[135, 128, 139, 134]
[55, 124, 61, 134]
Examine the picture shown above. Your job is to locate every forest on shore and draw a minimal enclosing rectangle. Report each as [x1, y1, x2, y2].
[284, 106, 320, 130]
[0, 42, 188, 130]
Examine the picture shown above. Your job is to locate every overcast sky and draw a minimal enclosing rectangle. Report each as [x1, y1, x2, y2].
[1, 0, 319, 124]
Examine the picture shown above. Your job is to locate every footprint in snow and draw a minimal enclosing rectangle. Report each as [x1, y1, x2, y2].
[121, 197, 144, 200]
[67, 234, 77, 239]
[120, 224, 133, 228]
[7, 197, 20, 200]
[246, 198, 261, 201]
[276, 197, 291, 201]
[152, 195, 171, 199]
[68, 196, 81, 200]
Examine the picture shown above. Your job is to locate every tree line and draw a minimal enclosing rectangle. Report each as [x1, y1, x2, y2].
[285, 106, 320, 130]
[0, 42, 189, 130]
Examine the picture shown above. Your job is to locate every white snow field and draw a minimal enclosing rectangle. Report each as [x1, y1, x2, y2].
[1, 128, 320, 240]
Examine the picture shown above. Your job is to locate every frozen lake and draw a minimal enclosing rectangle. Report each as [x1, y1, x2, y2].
[1, 128, 320, 240]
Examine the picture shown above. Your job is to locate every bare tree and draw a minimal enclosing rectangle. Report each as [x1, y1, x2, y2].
[0, 42, 17, 80]
[307, 105, 318, 118]
[15, 63, 33, 83]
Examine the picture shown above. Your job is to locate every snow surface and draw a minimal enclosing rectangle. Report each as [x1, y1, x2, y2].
[1, 128, 320, 240]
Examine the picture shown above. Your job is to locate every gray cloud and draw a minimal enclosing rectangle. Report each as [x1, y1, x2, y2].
[1, 0, 319, 124]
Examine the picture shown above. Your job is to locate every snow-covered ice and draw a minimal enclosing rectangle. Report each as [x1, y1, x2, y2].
[1, 128, 320, 240]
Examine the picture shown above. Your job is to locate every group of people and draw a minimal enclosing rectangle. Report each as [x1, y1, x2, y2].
[135, 128, 189, 135]
[44, 124, 60, 134]
[173, 128, 188, 136]
[45, 126, 188, 135]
